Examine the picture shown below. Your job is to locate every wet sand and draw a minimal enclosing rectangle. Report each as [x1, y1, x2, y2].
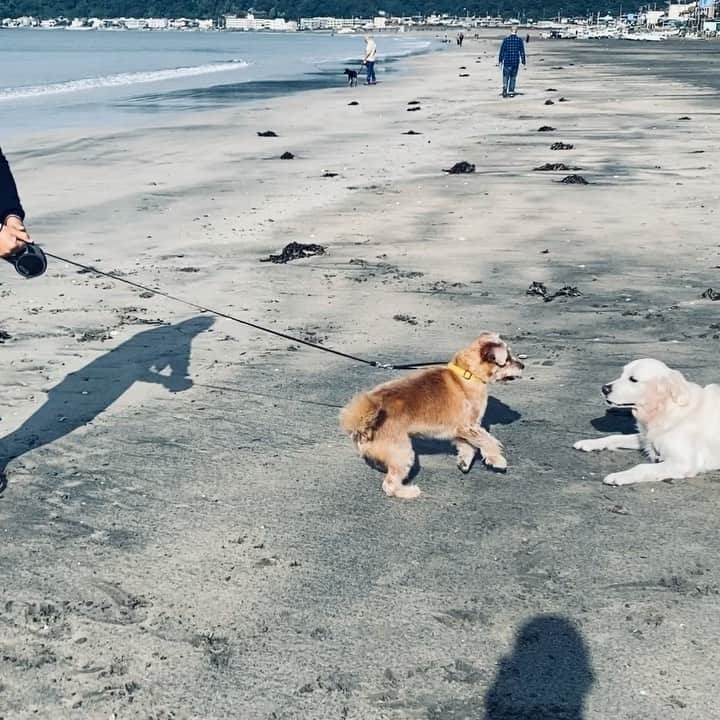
[1, 37, 720, 719]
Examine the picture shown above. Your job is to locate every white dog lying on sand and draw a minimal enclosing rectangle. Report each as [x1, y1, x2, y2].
[574, 358, 720, 486]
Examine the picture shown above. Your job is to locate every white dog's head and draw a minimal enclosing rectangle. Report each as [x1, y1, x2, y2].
[602, 359, 690, 425]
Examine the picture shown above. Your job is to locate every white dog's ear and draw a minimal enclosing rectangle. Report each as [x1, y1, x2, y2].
[666, 370, 690, 406]
[636, 371, 689, 424]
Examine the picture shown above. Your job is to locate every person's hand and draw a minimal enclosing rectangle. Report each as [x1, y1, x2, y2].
[0, 215, 30, 258]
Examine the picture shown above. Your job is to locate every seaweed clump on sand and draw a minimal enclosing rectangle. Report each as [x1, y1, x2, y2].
[443, 162, 476, 174]
[257, 131, 278, 137]
[280, 151, 295, 160]
[551, 142, 574, 150]
[538, 126, 556, 132]
[261, 242, 326, 264]
[527, 282, 583, 302]
[559, 174, 589, 185]
[534, 163, 580, 172]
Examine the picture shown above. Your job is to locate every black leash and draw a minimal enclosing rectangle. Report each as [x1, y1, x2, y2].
[44, 251, 443, 372]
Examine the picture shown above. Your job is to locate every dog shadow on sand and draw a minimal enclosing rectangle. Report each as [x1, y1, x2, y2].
[0, 315, 214, 492]
[590, 408, 636, 434]
[409, 396, 521, 478]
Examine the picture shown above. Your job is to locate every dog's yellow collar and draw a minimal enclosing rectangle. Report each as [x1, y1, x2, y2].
[447, 363, 486, 383]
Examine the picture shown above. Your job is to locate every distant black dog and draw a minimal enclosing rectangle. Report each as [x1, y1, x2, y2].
[344, 68, 358, 87]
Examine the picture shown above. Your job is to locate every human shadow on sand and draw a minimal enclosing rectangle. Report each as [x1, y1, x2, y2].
[484, 614, 594, 720]
[0, 316, 214, 493]
[410, 396, 521, 477]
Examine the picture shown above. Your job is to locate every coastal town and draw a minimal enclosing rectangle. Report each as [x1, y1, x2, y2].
[1, 1, 718, 38]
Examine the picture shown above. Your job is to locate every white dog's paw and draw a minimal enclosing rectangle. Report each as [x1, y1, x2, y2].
[574, 439, 601, 452]
[603, 472, 634, 486]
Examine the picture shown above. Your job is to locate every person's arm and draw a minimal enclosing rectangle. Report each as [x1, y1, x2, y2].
[498, 38, 507, 65]
[0, 149, 24, 223]
[520, 39, 526, 65]
[0, 149, 30, 257]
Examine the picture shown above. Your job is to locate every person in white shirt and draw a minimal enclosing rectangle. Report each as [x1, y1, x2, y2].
[363, 35, 377, 85]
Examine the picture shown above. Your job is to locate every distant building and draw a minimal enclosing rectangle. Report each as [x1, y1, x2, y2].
[667, 2, 696, 19]
[646, 9, 666, 26]
[225, 13, 296, 31]
[298, 16, 370, 30]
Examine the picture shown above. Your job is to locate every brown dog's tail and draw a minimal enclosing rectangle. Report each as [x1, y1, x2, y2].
[339, 393, 384, 442]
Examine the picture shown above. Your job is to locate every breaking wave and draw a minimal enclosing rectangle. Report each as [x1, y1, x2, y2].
[0, 59, 249, 101]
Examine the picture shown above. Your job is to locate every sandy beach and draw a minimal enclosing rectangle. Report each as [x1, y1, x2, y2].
[2, 35, 720, 719]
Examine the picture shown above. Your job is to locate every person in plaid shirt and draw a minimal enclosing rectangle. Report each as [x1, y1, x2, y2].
[498, 25, 527, 98]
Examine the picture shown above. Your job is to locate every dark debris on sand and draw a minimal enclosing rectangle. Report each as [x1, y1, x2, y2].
[546, 88, 557, 92]
[407, 100, 421, 105]
[348, 101, 359, 106]
[701, 288, 720, 301]
[0, 330, 11, 342]
[534, 163, 581, 172]
[678, 116, 691, 121]
[407, 107, 421, 112]
[322, 172, 339, 178]
[545, 99, 555, 105]
[77, 329, 113, 342]
[459, 73, 470, 77]
[403, 130, 422, 135]
[551, 142, 574, 150]
[527, 281, 583, 302]
[393, 314, 418, 325]
[260, 242, 326, 264]
[538, 126, 556, 132]
[559, 174, 589, 184]
[257, 131, 278, 137]
[443, 161, 476, 174]
[280, 151, 295, 160]
[559, 97, 569, 102]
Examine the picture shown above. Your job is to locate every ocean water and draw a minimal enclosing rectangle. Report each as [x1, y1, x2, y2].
[0, 30, 436, 140]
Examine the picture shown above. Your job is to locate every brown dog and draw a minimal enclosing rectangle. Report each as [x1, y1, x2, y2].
[340, 333, 524, 499]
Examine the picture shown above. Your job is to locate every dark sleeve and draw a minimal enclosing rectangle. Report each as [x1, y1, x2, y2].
[499, 38, 506, 64]
[0, 148, 25, 223]
[520, 39, 526, 64]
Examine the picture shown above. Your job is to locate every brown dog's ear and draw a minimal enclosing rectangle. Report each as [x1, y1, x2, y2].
[480, 342, 508, 366]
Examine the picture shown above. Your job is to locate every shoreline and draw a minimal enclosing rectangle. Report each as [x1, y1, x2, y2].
[2, 35, 720, 719]
[2, 32, 441, 146]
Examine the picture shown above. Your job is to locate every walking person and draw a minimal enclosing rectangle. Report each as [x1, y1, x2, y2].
[363, 34, 377, 85]
[498, 25, 526, 98]
[0, 148, 30, 258]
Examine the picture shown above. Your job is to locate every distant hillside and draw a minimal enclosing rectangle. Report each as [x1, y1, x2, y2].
[3, 0, 625, 21]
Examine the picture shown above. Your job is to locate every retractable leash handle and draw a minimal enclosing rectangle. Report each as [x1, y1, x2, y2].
[4, 242, 47, 278]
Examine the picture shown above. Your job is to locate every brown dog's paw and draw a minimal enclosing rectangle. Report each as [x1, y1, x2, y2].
[383, 481, 421, 499]
[395, 484, 422, 499]
[484, 454, 507, 471]
[457, 458, 473, 473]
